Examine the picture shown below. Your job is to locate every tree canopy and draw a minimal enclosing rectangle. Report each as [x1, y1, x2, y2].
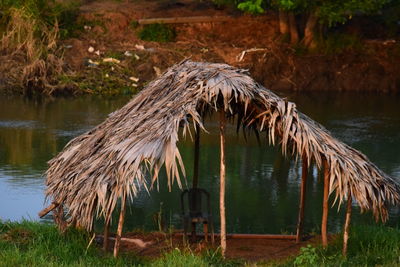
[221, 0, 395, 47]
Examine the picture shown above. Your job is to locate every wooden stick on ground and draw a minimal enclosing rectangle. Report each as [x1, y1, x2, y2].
[296, 155, 308, 243]
[321, 158, 330, 248]
[138, 16, 231, 25]
[113, 195, 126, 257]
[219, 109, 227, 257]
[99, 235, 154, 248]
[342, 191, 352, 256]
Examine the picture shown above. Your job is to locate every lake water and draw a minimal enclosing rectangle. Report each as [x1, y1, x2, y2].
[0, 92, 399, 235]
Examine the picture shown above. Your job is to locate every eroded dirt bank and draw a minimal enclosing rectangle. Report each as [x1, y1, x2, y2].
[3, 0, 399, 95]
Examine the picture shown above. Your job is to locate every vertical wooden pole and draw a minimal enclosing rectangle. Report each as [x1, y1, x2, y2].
[342, 191, 352, 257]
[113, 195, 126, 257]
[321, 159, 330, 248]
[219, 110, 227, 257]
[192, 129, 200, 188]
[296, 155, 308, 243]
[103, 216, 110, 251]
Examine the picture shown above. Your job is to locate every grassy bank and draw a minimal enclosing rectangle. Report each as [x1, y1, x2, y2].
[0, 220, 239, 267]
[0, 0, 81, 95]
[0, 220, 141, 266]
[1, 221, 400, 266]
[277, 225, 400, 267]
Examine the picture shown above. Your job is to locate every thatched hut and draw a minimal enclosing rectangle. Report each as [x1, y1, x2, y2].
[40, 60, 400, 257]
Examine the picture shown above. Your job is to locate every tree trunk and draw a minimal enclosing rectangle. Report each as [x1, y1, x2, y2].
[278, 9, 289, 35]
[288, 12, 299, 45]
[303, 11, 318, 49]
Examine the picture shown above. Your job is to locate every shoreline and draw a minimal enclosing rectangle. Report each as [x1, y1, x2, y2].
[0, 1, 399, 96]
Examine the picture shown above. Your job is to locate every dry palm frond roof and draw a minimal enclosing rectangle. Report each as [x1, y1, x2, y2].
[45, 60, 400, 230]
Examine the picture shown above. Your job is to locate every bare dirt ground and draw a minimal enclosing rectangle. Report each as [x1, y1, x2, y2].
[62, 0, 400, 94]
[64, 0, 278, 81]
[103, 231, 332, 263]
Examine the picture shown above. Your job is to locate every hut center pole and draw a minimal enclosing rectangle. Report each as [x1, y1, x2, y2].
[321, 158, 330, 248]
[296, 155, 308, 243]
[103, 217, 110, 251]
[219, 110, 227, 257]
[342, 191, 352, 256]
[192, 129, 200, 188]
[113, 194, 126, 257]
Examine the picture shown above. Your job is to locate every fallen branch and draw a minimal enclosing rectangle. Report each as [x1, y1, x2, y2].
[138, 16, 231, 25]
[97, 235, 154, 248]
[236, 48, 270, 62]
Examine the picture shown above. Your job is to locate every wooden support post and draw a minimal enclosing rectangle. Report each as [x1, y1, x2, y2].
[219, 110, 227, 257]
[296, 155, 308, 243]
[191, 222, 197, 242]
[103, 216, 110, 251]
[204, 223, 209, 242]
[321, 159, 330, 248]
[192, 129, 200, 189]
[113, 195, 126, 257]
[54, 205, 68, 233]
[38, 202, 59, 218]
[342, 191, 352, 257]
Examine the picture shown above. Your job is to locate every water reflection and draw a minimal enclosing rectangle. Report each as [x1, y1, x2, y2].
[0, 95, 130, 221]
[0, 92, 399, 235]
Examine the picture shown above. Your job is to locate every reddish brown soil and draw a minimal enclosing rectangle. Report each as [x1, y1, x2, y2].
[63, 0, 400, 94]
[104, 232, 333, 263]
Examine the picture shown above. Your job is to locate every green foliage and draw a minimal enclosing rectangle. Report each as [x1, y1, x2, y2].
[273, 0, 394, 26]
[275, 0, 297, 10]
[218, 0, 395, 28]
[138, 23, 176, 43]
[0, 0, 81, 39]
[317, 0, 392, 27]
[212, 0, 239, 8]
[237, 0, 265, 14]
[130, 20, 139, 29]
[318, 33, 363, 54]
[293, 245, 318, 266]
[53, 1, 81, 39]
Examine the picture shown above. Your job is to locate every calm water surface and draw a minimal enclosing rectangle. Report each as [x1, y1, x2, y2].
[0, 92, 399, 234]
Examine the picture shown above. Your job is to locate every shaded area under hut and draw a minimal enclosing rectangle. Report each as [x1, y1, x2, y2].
[39, 60, 400, 257]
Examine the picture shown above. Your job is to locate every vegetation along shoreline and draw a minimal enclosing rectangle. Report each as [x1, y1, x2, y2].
[0, 0, 399, 96]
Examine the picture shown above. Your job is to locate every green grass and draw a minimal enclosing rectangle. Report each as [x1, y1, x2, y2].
[138, 23, 176, 43]
[279, 225, 400, 267]
[0, 220, 240, 267]
[2, 221, 400, 266]
[0, 220, 142, 266]
[149, 248, 241, 267]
